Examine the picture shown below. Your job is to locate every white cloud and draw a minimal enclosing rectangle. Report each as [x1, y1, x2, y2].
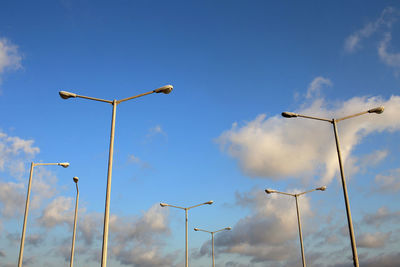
[375, 168, 400, 193]
[378, 32, 400, 70]
[0, 37, 22, 91]
[128, 154, 151, 169]
[306, 77, 332, 99]
[217, 95, 400, 184]
[37, 196, 74, 228]
[0, 131, 39, 175]
[344, 7, 397, 53]
[363, 206, 400, 227]
[0, 181, 25, 218]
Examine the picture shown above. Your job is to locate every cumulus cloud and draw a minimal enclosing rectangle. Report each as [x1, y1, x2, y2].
[357, 232, 391, 248]
[0, 37, 22, 91]
[344, 7, 398, 53]
[37, 196, 74, 228]
[375, 168, 400, 193]
[363, 206, 400, 227]
[217, 95, 400, 183]
[108, 204, 176, 266]
[306, 77, 332, 99]
[202, 188, 313, 264]
[0, 131, 39, 176]
[0, 181, 25, 218]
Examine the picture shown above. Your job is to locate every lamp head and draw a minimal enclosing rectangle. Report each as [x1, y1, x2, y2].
[59, 91, 77, 99]
[160, 203, 168, 207]
[282, 112, 298, 118]
[73, 176, 79, 183]
[194, 228, 199, 231]
[368, 106, 384, 114]
[205, 200, 214, 205]
[225, 227, 232, 230]
[265, 189, 277, 194]
[317, 186, 327, 191]
[58, 162, 70, 168]
[154, 85, 173, 94]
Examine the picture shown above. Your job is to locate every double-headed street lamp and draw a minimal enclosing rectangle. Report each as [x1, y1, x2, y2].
[282, 106, 384, 267]
[194, 227, 231, 267]
[160, 201, 214, 267]
[265, 186, 326, 267]
[18, 162, 70, 267]
[70, 177, 79, 267]
[59, 85, 173, 267]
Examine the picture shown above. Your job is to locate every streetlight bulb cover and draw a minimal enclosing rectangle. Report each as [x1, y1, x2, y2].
[59, 162, 70, 168]
[265, 189, 277, 194]
[160, 202, 168, 207]
[282, 112, 298, 118]
[368, 106, 384, 114]
[59, 91, 77, 99]
[194, 228, 199, 231]
[154, 85, 173, 94]
[317, 186, 327, 191]
[205, 200, 214, 205]
[225, 227, 232, 230]
[73, 176, 79, 183]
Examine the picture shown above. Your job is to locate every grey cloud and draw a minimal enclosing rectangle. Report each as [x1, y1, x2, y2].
[375, 168, 400, 193]
[363, 206, 400, 227]
[357, 232, 391, 248]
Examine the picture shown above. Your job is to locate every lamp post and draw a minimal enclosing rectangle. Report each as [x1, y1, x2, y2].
[265, 186, 326, 267]
[70, 176, 79, 267]
[160, 200, 213, 267]
[18, 162, 70, 267]
[281, 106, 384, 267]
[194, 227, 231, 267]
[59, 85, 173, 267]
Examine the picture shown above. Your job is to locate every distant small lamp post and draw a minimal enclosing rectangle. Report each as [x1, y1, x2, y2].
[265, 186, 327, 267]
[194, 227, 231, 267]
[18, 162, 70, 267]
[70, 176, 79, 267]
[282, 106, 384, 267]
[160, 201, 213, 267]
[60, 85, 173, 267]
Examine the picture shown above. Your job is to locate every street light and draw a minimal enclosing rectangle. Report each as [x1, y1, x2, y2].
[70, 177, 79, 267]
[282, 106, 384, 267]
[265, 186, 326, 267]
[160, 201, 213, 267]
[194, 227, 231, 267]
[59, 85, 173, 267]
[18, 162, 70, 267]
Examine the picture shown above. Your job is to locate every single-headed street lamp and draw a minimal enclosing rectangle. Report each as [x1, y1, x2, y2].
[160, 201, 213, 267]
[70, 176, 79, 267]
[282, 106, 384, 267]
[265, 186, 326, 267]
[59, 85, 173, 267]
[194, 227, 231, 267]
[18, 162, 70, 267]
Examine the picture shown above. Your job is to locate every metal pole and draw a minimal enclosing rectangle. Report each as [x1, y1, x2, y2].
[101, 100, 117, 267]
[70, 182, 79, 267]
[212, 232, 215, 267]
[185, 208, 188, 267]
[295, 195, 306, 267]
[332, 120, 359, 267]
[18, 162, 34, 267]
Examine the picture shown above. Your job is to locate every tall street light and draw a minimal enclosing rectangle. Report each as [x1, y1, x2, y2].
[282, 106, 384, 267]
[194, 226, 231, 267]
[265, 186, 326, 267]
[18, 162, 70, 267]
[59, 85, 173, 267]
[70, 176, 79, 267]
[160, 200, 213, 267]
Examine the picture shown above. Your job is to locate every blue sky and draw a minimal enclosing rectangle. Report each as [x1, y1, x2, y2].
[1, 1, 400, 266]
